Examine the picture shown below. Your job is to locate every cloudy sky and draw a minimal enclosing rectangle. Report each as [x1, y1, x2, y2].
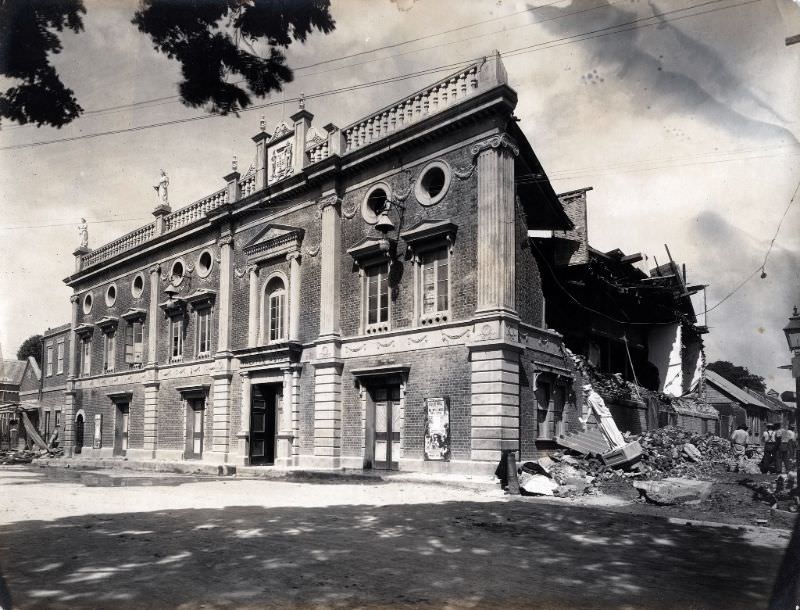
[1, 0, 798, 391]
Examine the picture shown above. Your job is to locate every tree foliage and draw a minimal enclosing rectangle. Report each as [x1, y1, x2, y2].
[16, 335, 43, 366]
[0, 0, 86, 128]
[132, 0, 334, 115]
[0, 0, 335, 128]
[707, 360, 766, 393]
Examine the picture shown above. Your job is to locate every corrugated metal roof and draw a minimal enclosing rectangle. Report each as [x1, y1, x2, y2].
[746, 388, 793, 412]
[705, 370, 771, 409]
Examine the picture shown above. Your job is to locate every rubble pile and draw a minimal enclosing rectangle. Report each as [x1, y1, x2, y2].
[568, 351, 668, 406]
[742, 473, 800, 513]
[0, 447, 63, 464]
[635, 426, 732, 479]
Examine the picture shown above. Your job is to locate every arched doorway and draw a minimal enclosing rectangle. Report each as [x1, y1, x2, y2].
[75, 413, 84, 454]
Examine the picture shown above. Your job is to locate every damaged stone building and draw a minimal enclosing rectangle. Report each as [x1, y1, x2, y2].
[55, 54, 582, 473]
[528, 187, 710, 450]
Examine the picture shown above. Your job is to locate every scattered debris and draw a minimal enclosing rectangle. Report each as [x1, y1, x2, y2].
[632, 478, 713, 505]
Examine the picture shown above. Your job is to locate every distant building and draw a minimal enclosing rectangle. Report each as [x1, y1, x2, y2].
[704, 370, 772, 442]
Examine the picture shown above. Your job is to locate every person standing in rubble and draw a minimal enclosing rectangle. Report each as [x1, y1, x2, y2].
[581, 383, 626, 449]
[777, 424, 796, 473]
[729, 424, 749, 470]
[761, 423, 780, 474]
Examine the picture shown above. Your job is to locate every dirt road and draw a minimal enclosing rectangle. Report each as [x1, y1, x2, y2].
[0, 466, 793, 609]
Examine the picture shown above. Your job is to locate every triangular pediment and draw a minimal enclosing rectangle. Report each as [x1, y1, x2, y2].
[243, 223, 304, 262]
[399, 219, 457, 246]
[269, 121, 293, 144]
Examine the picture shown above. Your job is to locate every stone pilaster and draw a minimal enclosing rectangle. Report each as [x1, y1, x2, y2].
[469, 133, 522, 464]
[142, 377, 159, 456]
[252, 124, 271, 191]
[313, 361, 343, 465]
[236, 371, 252, 465]
[291, 368, 300, 462]
[473, 133, 519, 316]
[217, 235, 234, 355]
[287, 252, 302, 342]
[247, 265, 259, 347]
[63, 293, 80, 454]
[291, 107, 313, 174]
[276, 368, 294, 467]
[318, 195, 341, 339]
[210, 368, 232, 461]
[313, 192, 343, 468]
[147, 265, 160, 364]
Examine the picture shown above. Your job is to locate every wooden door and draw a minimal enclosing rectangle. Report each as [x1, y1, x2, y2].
[75, 414, 84, 454]
[250, 384, 279, 465]
[372, 385, 400, 470]
[113, 404, 129, 456]
[186, 399, 204, 459]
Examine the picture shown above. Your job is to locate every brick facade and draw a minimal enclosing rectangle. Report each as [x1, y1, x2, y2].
[54, 55, 577, 474]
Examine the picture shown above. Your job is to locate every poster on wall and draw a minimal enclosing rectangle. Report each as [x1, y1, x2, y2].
[93, 413, 102, 449]
[424, 397, 450, 461]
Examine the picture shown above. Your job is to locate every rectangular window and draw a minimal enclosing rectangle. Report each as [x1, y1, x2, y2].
[419, 247, 449, 320]
[124, 321, 144, 366]
[81, 337, 92, 376]
[56, 341, 64, 374]
[366, 263, 389, 328]
[54, 410, 61, 428]
[44, 411, 51, 438]
[269, 293, 284, 342]
[46, 345, 53, 376]
[103, 332, 116, 372]
[170, 318, 183, 361]
[196, 308, 212, 356]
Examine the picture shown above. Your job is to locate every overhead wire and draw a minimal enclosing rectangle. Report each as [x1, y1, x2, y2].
[1, 0, 760, 150]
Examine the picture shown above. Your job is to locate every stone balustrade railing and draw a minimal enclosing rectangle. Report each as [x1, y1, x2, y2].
[342, 63, 480, 153]
[239, 173, 257, 198]
[307, 139, 330, 164]
[163, 187, 228, 232]
[81, 222, 156, 268]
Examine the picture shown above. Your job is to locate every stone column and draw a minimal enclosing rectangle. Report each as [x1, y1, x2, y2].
[313, 361, 343, 465]
[63, 294, 80, 454]
[473, 134, 518, 315]
[210, 234, 234, 462]
[287, 252, 302, 342]
[247, 265, 259, 347]
[236, 371, 252, 465]
[291, 368, 300, 462]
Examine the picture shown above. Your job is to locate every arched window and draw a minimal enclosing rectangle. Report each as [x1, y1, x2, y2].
[265, 277, 286, 343]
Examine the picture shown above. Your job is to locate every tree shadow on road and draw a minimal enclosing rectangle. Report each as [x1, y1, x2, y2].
[0, 500, 790, 610]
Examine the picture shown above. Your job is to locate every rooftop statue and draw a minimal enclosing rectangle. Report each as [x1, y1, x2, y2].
[78, 218, 88, 249]
[154, 169, 169, 207]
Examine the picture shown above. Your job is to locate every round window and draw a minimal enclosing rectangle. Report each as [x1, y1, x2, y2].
[82, 292, 93, 314]
[361, 183, 391, 224]
[170, 260, 185, 286]
[415, 160, 451, 206]
[196, 250, 213, 278]
[105, 283, 117, 307]
[131, 273, 144, 299]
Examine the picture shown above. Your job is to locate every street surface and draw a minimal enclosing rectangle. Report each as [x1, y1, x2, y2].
[0, 466, 793, 609]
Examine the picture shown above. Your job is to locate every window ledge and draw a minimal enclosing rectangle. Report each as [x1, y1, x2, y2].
[169, 356, 184, 364]
[196, 352, 213, 361]
[365, 323, 390, 335]
[419, 311, 450, 326]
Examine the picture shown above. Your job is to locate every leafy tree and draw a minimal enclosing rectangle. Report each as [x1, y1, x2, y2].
[707, 360, 766, 393]
[16, 335, 43, 366]
[0, 0, 335, 128]
[0, 1, 87, 127]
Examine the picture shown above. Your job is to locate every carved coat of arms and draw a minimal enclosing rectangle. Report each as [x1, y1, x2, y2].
[268, 141, 293, 184]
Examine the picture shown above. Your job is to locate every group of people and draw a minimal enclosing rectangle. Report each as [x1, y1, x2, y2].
[729, 422, 797, 473]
